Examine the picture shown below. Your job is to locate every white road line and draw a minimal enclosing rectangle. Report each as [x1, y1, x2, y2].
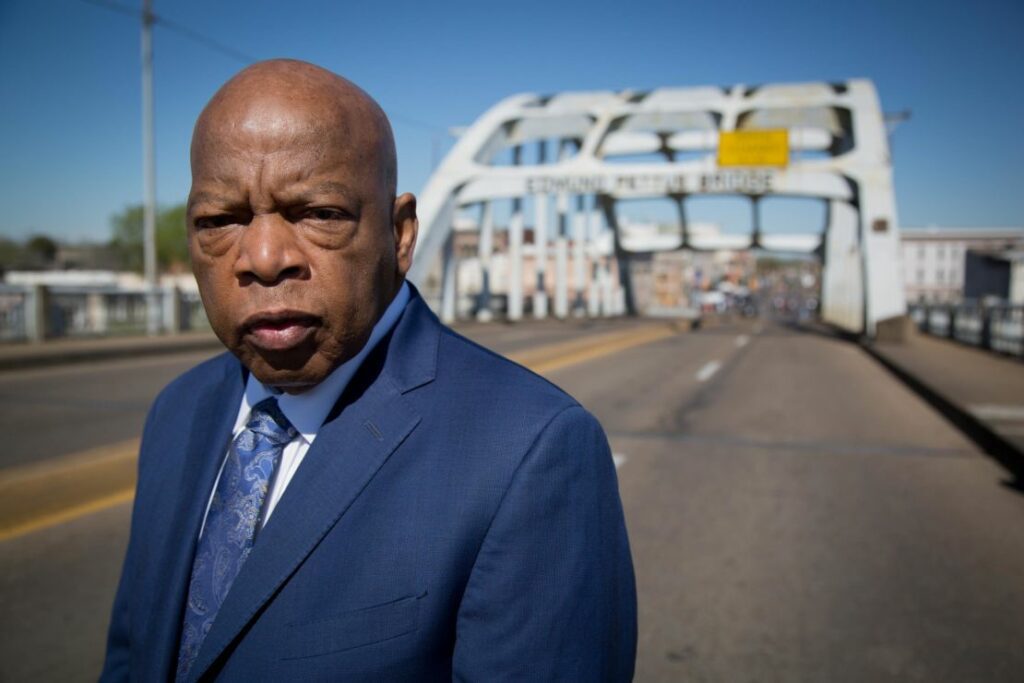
[968, 404, 1024, 421]
[696, 360, 722, 383]
[612, 453, 627, 469]
[735, 335, 749, 348]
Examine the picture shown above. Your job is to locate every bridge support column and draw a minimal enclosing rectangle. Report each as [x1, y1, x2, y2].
[600, 260, 614, 317]
[751, 195, 762, 248]
[587, 204, 603, 317]
[476, 201, 494, 322]
[572, 195, 587, 316]
[859, 174, 906, 335]
[440, 232, 457, 324]
[508, 196, 524, 321]
[554, 191, 569, 319]
[533, 191, 549, 318]
[821, 200, 863, 332]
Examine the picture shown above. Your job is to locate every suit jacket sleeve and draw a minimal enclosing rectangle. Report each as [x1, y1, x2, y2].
[452, 405, 637, 681]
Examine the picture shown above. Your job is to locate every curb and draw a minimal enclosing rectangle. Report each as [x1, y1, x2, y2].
[860, 341, 1024, 487]
[0, 335, 225, 372]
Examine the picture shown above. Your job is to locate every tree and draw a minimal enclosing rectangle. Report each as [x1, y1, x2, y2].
[26, 235, 58, 264]
[0, 237, 26, 271]
[109, 203, 189, 273]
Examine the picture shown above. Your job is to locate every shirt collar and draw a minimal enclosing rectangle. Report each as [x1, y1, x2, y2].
[233, 281, 411, 442]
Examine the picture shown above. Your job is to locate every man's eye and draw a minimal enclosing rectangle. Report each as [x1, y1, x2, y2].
[307, 208, 347, 221]
[194, 215, 236, 230]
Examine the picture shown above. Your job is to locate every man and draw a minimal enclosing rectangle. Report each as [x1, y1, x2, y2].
[101, 59, 636, 682]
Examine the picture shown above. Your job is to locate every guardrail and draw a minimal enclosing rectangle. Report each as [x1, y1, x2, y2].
[909, 302, 1023, 358]
[0, 284, 209, 343]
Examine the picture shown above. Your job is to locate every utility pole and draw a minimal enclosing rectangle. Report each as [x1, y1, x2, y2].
[141, 0, 159, 334]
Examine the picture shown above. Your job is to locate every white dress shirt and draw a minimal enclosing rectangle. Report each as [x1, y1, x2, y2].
[199, 282, 410, 535]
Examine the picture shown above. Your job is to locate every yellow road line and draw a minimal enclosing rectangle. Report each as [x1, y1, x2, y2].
[0, 322, 683, 540]
[0, 488, 135, 543]
[0, 438, 139, 487]
[517, 325, 679, 375]
[0, 439, 139, 543]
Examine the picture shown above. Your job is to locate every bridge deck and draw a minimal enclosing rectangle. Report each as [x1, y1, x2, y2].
[1, 318, 1023, 681]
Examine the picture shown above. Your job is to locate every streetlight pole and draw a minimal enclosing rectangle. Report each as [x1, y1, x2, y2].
[141, 0, 159, 334]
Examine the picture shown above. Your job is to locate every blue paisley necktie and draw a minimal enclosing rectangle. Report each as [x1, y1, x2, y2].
[175, 397, 297, 681]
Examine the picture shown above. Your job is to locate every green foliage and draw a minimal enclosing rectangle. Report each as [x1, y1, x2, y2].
[0, 235, 61, 270]
[109, 203, 189, 272]
[0, 237, 27, 269]
[26, 235, 58, 263]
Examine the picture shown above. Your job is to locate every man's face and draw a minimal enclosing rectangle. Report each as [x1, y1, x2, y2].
[187, 98, 414, 392]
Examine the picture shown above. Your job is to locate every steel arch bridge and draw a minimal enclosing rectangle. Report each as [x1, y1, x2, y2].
[408, 79, 905, 336]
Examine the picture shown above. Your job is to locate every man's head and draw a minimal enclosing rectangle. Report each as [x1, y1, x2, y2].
[188, 59, 417, 393]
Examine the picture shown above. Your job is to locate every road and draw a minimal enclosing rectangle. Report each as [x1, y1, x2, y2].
[3, 318, 1024, 681]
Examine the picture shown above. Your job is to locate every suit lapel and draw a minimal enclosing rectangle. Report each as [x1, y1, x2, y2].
[188, 292, 440, 682]
[147, 356, 245, 680]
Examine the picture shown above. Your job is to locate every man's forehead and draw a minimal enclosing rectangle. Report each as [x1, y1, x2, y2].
[191, 60, 397, 196]
[195, 95, 361, 149]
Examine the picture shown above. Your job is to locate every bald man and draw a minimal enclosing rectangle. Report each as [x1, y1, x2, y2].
[101, 60, 636, 682]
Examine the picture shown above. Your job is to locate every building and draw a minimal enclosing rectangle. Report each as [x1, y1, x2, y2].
[900, 227, 1024, 304]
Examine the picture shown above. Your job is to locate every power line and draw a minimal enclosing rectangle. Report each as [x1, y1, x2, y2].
[154, 15, 258, 65]
[77, 0, 255, 63]
[77, 0, 136, 18]
[76, 0, 448, 131]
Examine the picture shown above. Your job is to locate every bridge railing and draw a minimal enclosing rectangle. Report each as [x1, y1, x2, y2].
[0, 284, 210, 343]
[909, 302, 1023, 358]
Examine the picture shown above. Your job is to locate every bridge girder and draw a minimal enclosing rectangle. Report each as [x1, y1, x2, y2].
[409, 79, 905, 336]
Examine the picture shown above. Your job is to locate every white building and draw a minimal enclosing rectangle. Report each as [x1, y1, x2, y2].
[900, 227, 1024, 303]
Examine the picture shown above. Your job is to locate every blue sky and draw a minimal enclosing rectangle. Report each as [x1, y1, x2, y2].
[1, 0, 1021, 242]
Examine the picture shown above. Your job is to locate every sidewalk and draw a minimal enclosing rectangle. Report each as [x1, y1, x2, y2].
[0, 331, 224, 371]
[869, 326, 1024, 480]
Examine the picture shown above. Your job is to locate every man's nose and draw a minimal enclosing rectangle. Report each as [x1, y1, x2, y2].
[234, 214, 309, 284]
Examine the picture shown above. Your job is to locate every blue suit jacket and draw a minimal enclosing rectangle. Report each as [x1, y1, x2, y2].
[101, 290, 637, 682]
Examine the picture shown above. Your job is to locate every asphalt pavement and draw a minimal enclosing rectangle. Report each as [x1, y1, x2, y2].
[551, 321, 1024, 682]
[3, 318, 1024, 682]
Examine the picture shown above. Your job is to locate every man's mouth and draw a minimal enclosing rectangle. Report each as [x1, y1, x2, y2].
[241, 310, 320, 352]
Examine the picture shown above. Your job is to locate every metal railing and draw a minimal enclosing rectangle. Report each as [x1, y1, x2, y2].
[0, 286, 30, 342]
[909, 302, 1023, 358]
[0, 284, 210, 343]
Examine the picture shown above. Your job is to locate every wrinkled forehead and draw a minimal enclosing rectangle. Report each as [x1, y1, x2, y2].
[190, 85, 394, 197]
[194, 93, 370, 162]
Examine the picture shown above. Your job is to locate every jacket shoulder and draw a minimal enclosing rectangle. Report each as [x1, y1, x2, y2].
[434, 326, 581, 416]
[148, 350, 240, 419]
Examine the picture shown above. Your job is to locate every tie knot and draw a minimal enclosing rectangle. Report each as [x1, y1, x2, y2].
[246, 397, 297, 445]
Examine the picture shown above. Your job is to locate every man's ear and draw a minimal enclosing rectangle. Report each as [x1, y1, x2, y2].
[393, 192, 418, 277]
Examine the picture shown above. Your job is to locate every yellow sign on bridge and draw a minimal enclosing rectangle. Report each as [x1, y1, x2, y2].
[718, 129, 789, 168]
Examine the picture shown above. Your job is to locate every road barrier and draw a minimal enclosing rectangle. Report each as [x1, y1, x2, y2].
[0, 284, 209, 342]
[909, 302, 1023, 358]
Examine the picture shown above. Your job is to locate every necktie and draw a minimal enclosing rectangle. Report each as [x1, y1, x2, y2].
[175, 397, 297, 680]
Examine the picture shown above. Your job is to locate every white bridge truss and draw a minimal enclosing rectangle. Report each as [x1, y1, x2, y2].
[408, 79, 905, 335]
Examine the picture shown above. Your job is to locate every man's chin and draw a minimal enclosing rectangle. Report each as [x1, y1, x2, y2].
[238, 347, 331, 394]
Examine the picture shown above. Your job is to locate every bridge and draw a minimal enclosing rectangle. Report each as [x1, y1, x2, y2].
[409, 79, 905, 336]
[3, 80, 1024, 682]
[1, 310, 1023, 681]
